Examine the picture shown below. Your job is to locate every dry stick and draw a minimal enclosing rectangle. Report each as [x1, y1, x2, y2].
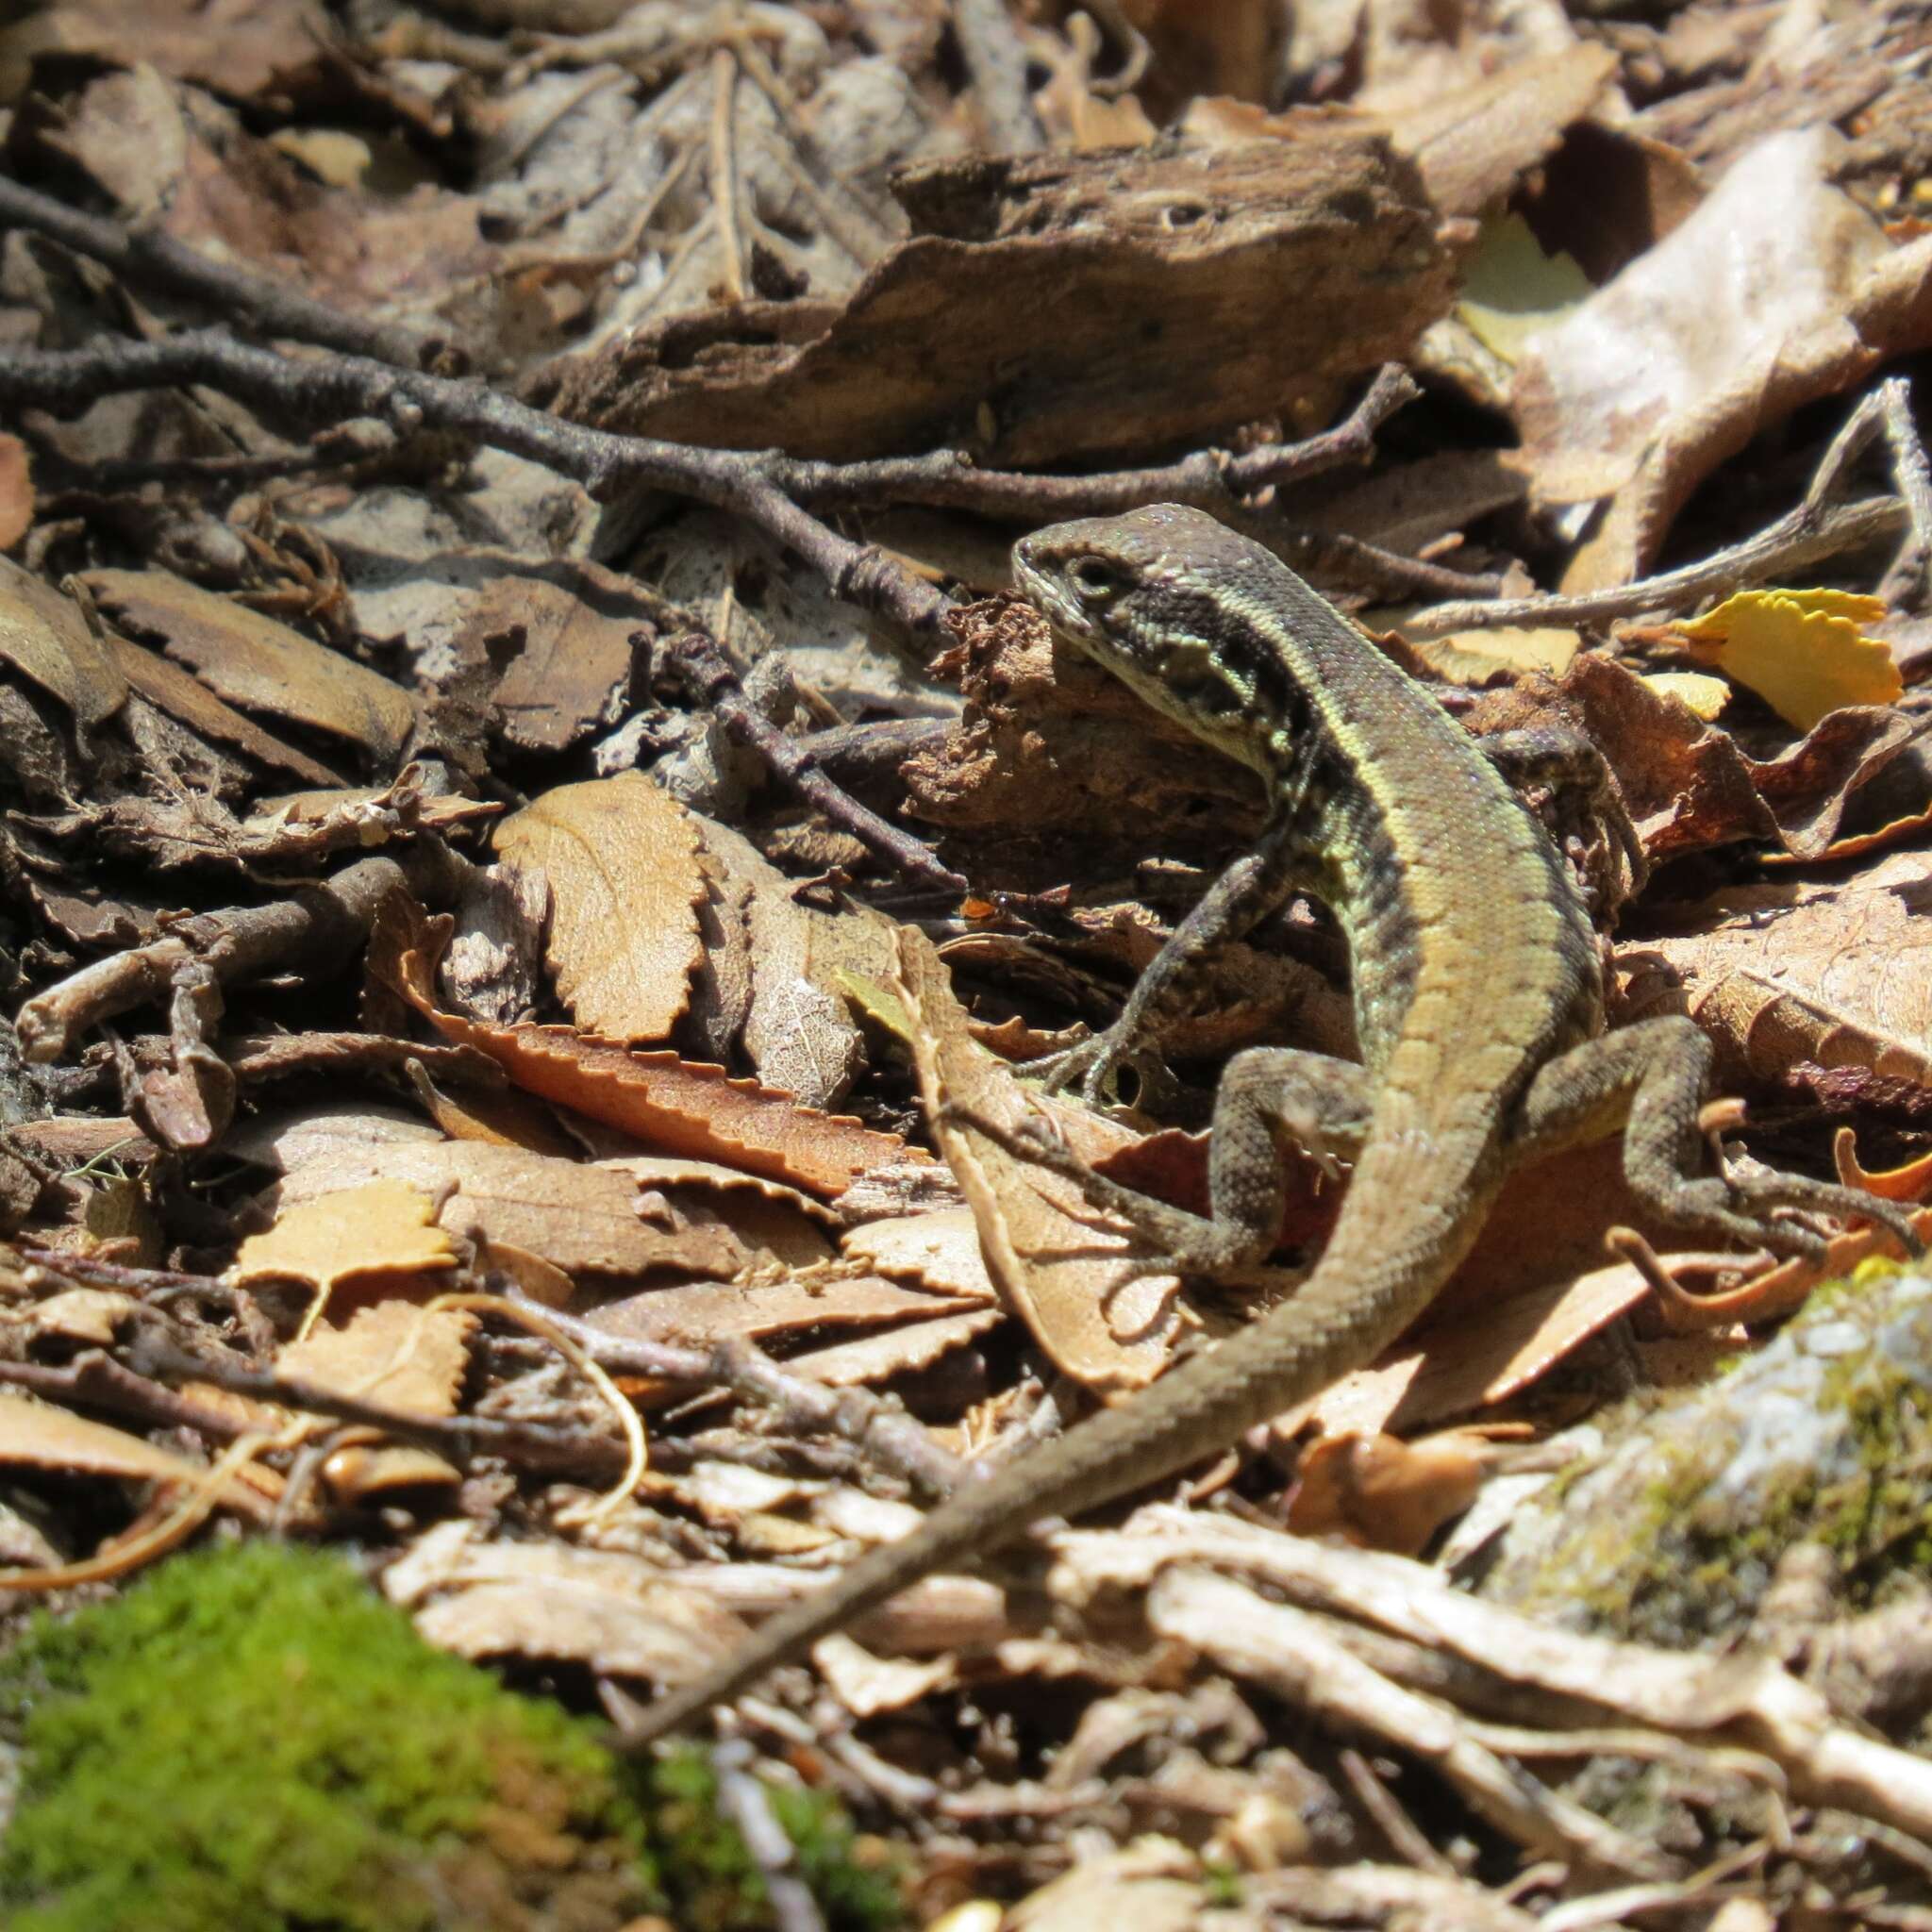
[510, 1291, 971, 1499]
[0, 175, 455, 373]
[1407, 378, 1932, 638]
[708, 47, 748, 304]
[667, 629, 969, 895]
[14, 844, 466, 1063]
[0, 332, 1438, 646]
[0, 328, 951, 639]
[732, 38, 899, 262]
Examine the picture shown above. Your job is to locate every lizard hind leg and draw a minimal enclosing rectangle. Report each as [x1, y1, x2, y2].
[948, 1048, 1372, 1281]
[1516, 1015, 1925, 1260]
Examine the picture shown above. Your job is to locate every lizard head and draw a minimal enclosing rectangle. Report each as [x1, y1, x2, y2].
[1012, 504, 1295, 774]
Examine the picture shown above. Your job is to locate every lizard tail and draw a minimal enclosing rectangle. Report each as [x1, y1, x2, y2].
[623, 1130, 1500, 1749]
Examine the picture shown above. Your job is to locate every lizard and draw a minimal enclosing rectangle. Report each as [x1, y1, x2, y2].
[624, 502, 1924, 1747]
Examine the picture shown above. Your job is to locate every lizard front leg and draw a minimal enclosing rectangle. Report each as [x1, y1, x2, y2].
[1479, 724, 1648, 914]
[953, 1047, 1372, 1288]
[1032, 820, 1307, 1106]
[1514, 1016, 1924, 1258]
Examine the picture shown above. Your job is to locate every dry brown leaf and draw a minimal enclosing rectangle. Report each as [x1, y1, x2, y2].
[279, 1300, 477, 1418]
[387, 1524, 748, 1684]
[588, 1269, 987, 1360]
[841, 1205, 998, 1304]
[1620, 846, 1932, 1089]
[1471, 653, 1920, 862]
[781, 1306, 1005, 1387]
[369, 898, 915, 1199]
[263, 1136, 751, 1284]
[0, 433, 32, 550]
[84, 568, 416, 765]
[465, 568, 652, 757]
[894, 924, 1187, 1393]
[493, 772, 705, 1041]
[111, 637, 343, 787]
[0, 556, 127, 729]
[228, 1177, 458, 1298]
[0, 1391, 276, 1517]
[691, 816, 897, 1108]
[1514, 126, 1932, 587]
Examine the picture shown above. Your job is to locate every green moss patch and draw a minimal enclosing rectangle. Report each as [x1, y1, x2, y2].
[0, 1540, 902, 1932]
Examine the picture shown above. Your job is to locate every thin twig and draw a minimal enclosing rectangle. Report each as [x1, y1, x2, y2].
[511, 1292, 970, 1498]
[1408, 379, 1932, 637]
[0, 175, 457, 373]
[0, 329, 953, 639]
[667, 629, 968, 895]
[1407, 498, 1907, 637]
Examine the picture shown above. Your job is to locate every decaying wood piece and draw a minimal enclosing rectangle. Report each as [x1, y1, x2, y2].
[533, 136, 1460, 464]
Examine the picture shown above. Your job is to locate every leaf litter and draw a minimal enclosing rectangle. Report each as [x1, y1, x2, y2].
[6, 1, 1932, 1924]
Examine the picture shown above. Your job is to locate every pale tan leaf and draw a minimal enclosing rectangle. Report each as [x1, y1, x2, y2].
[228, 1177, 458, 1294]
[279, 1301, 476, 1418]
[588, 1270, 986, 1354]
[894, 925, 1186, 1392]
[493, 772, 705, 1041]
[264, 1136, 752, 1282]
[784, 1306, 1005, 1387]
[841, 1206, 998, 1304]
[1620, 848, 1932, 1086]
[0, 1392, 275, 1516]
[83, 568, 415, 762]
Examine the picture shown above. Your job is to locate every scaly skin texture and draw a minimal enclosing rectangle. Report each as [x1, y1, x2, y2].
[625, 505, 1921, 1747]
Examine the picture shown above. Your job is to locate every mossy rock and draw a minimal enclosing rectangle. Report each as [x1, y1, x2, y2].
[1480, 1260, 1932, 1645]
[0, 1539, 904, 1932]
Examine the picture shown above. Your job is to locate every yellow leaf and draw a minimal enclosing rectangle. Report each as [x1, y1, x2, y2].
[1675, 589, 1901, 730]
[1640, 671, 1732, 719]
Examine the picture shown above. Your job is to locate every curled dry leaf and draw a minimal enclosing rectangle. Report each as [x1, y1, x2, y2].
[1514, 125, 1932, 589]
[493, 772, 706, 1042]
[893, 923, 1189, 1392]
[370, 895, 916, 1198]
[82, 568, 416, 766]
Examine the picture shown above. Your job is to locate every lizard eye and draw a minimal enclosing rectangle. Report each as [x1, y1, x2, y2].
[1067, 557, 1126, 601]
